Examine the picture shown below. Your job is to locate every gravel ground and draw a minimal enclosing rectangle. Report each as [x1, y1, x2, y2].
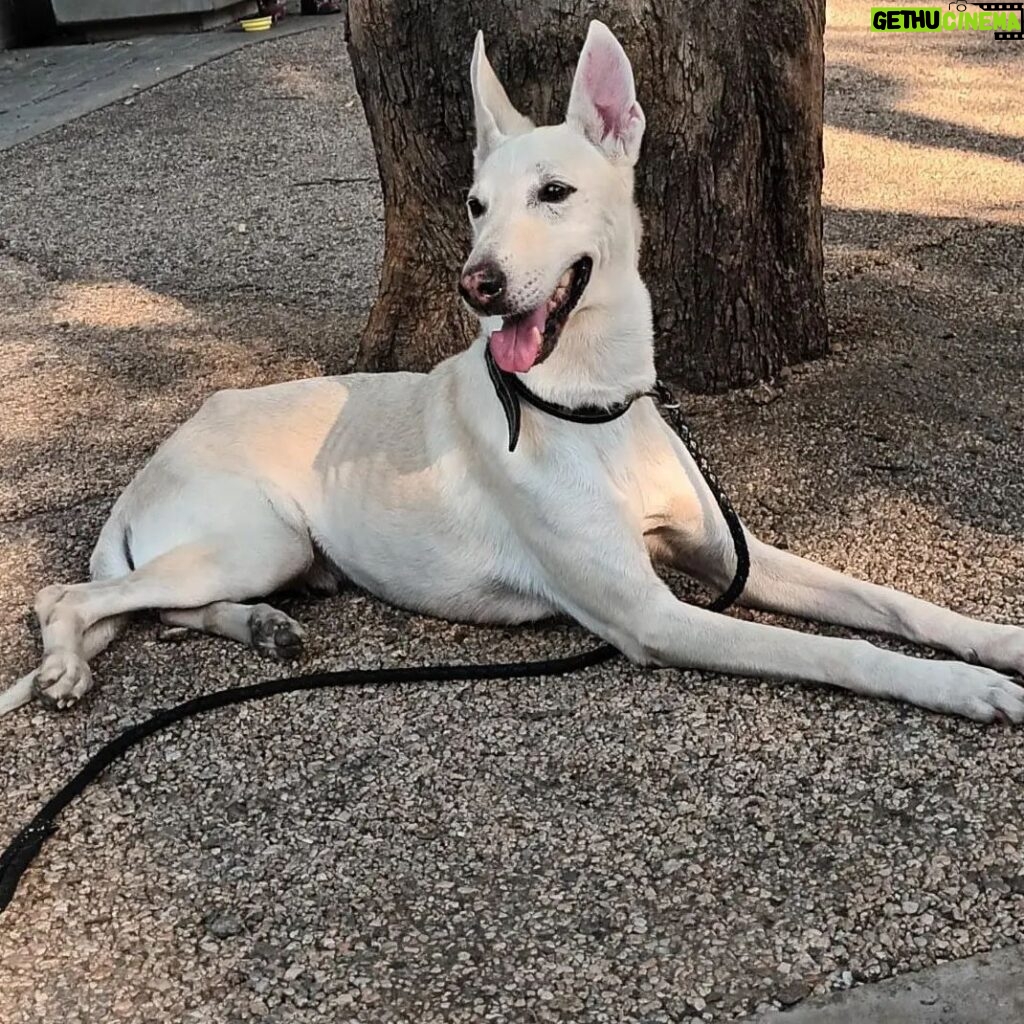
[2, 12, 1024, 1024]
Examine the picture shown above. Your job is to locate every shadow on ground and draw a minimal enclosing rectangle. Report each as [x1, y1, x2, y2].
[827, 61, 1024, 163]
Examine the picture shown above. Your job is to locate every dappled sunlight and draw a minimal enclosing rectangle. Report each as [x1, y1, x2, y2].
[823, 125, 1024, 221]
[52, 281, 198, 331]
[888, 60, 1022, 141]
[827, 43, 1024, 149]
[0, 263, 326, 525]
[716, 221, 1024, 584]
[768, 507, 1024, 646]
[2, 18, 1024, 1022]
[825, 0, 1024, 222]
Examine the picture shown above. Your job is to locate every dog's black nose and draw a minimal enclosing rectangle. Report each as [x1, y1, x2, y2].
[459, 262, 507, 313]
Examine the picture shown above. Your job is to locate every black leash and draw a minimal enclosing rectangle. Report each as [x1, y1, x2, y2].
[0, 372, 749, 916]
[485, 345, 642, 452]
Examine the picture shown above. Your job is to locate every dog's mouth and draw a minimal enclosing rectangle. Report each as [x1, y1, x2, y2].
[487, 256, 593, 374]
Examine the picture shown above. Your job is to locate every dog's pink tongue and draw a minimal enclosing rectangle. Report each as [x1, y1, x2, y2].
[489, 306, 546, 373]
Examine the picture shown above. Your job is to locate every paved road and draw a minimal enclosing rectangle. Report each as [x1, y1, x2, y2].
[748, 944, 1024, 1023]
[0, 19, 318, 150]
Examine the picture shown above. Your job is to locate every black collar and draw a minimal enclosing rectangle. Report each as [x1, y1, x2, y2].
[485, 344, 649, 452]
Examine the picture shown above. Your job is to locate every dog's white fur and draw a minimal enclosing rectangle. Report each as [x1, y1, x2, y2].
[3, 21, 1023, 722]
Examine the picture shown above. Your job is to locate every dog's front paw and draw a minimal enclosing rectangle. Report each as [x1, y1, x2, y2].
[978, 626, 1024, 678]
[33, 651, 94, 711]
[927, 662, 1024, 724]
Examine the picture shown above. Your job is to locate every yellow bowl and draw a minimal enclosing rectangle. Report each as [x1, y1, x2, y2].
[241, 16, 273, 31]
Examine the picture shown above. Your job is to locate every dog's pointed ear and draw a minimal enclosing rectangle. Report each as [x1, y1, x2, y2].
[471, 31, 532, 169]
[566, 20, 645, 166]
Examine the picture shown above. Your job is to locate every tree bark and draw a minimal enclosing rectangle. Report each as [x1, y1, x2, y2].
[346, 0, 827, 392]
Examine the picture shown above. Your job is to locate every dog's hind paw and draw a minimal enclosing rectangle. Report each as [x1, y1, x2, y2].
[248, 604, 305, 661]
[33, 651, 94, 711]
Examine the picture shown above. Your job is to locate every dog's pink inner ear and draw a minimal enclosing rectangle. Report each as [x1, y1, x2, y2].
[583, 48, 636, 143]
[569, 26, 644, 162]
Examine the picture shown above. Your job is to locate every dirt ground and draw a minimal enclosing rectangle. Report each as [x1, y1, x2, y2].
[1, 6, 1023, 1023]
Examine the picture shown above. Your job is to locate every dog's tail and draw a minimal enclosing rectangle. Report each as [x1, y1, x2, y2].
[0, 671, 37, 716]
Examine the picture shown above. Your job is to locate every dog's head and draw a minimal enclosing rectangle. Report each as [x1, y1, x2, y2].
[459, 21, 646, 375]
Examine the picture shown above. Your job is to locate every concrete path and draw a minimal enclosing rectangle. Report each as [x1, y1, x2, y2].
[749, 944, 1024, 1023]
[0, 19, 318, 151]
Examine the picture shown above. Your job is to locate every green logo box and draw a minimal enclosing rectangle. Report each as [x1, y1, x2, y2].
[871, 6, 1022, 31]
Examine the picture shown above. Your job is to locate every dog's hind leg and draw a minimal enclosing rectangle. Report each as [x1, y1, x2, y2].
[32, 527, 312, 711]
[159, 601, 305, 660]
[0, 616, 126, 716]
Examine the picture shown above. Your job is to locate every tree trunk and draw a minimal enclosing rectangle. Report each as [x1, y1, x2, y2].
[346, 0, 827, 392]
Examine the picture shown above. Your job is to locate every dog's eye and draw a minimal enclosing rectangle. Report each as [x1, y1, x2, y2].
[467, 196, 486, 218]
[538, 181, 575, 204]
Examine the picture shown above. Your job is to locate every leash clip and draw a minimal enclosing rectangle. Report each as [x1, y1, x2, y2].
[651, 379, 680, 411]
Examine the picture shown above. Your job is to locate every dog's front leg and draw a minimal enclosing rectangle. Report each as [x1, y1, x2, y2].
[674, 508, 1024, 678]
[657, 422, 1024, 679]
[527, 508, 1024, 722]
[733, 536, 1024, 676]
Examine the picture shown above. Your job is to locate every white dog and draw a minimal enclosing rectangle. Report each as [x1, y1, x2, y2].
[3, 21, 1023, 722]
